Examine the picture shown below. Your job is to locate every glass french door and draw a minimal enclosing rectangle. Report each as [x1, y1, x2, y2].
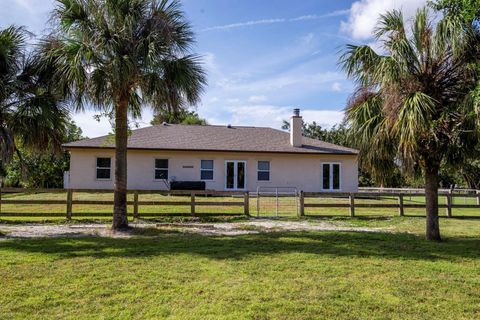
[321, 163, 341, 191]
[225, 161, 246, 190]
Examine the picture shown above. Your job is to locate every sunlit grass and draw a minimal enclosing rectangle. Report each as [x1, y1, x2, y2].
[0, 219, 479, 319]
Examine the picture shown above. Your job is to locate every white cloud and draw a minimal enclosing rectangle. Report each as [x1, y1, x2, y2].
[301, 32, 315, 45]
[72, 111, 112, 138]
[211, 105, 344, 129]
[202, 10, 350, 32]
[217, 71, 344, 93]
[248, 95, 268, 103]
[331, 82, 342, 92]
[340, 0, 427, 40]
[72, 109, 154, 138]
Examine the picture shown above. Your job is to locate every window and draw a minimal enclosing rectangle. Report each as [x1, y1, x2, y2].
[201, 160, 214, 180]
[155, 159, 169, 180]
[96, 157, 111, 179]
[257, 161, 270, 181]
[321, 163, 341, 190]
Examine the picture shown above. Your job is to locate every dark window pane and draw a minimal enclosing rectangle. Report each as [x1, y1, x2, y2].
[258, 161, 270, 171]
[322, 164, 330, 189]
[201, 170, 213, 180]
[96, 168, 110, 179]
[155, 159, 168, 169]
[258, 171, 270, 181]
[237, 162, 245, 189]
[201, 160, 213, 170]
[155, 169, 168, 180]
[97, 157, 111, 168]
[333, 164, 340, 190]
[226, 162, 234, 189]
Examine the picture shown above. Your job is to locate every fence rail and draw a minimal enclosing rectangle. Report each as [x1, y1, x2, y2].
[359, 187, 479, 195]
[299, 191, 480, 218]
[0, 187, 479, 219]
[0, 188, 249, 218]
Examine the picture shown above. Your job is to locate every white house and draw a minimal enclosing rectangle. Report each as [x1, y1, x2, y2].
[63, 109, 359, 192]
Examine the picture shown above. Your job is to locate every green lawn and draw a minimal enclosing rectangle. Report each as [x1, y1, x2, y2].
[0, 191, 479, 222]
[1, 217, 480, 319]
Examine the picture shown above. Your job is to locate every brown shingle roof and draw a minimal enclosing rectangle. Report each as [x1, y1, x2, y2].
[63, 124, 358, 155]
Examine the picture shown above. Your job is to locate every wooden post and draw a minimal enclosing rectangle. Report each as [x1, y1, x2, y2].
[398, 194, 404, 216]
[190, 193, 195, 216]
[133, 191, 139, 219]
[244, 192, 250, 216]
[446, 192, 452, 218]
[349, 193, 355, 217]
[66, 189, 73, 220]
[477, 190, 480, 206]
[299, 191, 305, 217]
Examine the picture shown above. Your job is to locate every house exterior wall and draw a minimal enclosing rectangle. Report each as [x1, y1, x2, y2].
[67, 148, 358, 192]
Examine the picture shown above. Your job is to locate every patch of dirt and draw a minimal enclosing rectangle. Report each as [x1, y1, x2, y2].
[0, 219, 384, 239]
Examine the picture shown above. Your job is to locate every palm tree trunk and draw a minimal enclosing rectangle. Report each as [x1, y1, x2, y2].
[112, 95, 129, 230]
[425, 162, 441, 241]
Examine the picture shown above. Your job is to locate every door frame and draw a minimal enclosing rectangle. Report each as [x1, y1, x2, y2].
[224, 160, 247, 190]
[320, 162, 342, 191]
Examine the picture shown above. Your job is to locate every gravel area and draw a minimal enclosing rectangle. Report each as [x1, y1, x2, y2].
[0, 219, 384, 239]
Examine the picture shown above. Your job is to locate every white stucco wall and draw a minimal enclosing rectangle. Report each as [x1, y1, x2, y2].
[67, 149, 358, 192]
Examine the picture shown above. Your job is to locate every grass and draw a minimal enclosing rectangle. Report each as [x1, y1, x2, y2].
[1, 192, 479, 318]
[0, 191, 479, 223]
[1, 218, 480, 319]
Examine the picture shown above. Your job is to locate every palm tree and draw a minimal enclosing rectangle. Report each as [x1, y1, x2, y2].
[339, 8, 480, 241]
[41, 0, 206, 230]
[0, 26, 69, 176]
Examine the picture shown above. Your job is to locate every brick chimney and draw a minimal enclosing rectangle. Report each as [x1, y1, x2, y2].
[290, 108, 302, 147]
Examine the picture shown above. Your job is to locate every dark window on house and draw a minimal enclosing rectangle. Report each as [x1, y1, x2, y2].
[96, 157, 111, 179]
[201, 160, 214, 180]
[155, 159, 169, 180]
[322, 164, 330, 189]
[257, 161, 270, 181]
[333, 164, 340, 190]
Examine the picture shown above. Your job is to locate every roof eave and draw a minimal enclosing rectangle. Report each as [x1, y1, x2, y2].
[62, 145, 359, 155]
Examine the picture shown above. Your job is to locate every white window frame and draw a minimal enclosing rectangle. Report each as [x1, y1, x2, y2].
[320, 162, 342, 191]
[200, 160, 214, 181]
[95, 157, 112, 180]
[257, 160, 270, 181]
[154, 158, 169, 180]
[224, 160, 247, 190]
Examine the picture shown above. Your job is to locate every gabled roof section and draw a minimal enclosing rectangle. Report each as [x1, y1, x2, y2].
[63, 124, 358, 155]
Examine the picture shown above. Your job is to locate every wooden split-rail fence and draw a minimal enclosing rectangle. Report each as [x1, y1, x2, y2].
[0, 188, 249, 218]
[299, 191, 480, 218]
[0, 187, 479, 219]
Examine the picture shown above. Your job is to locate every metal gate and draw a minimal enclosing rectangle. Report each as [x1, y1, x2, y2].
[256, 187, 298, 217]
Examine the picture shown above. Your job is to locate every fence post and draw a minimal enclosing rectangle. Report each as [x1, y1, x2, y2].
[190, 193, 195, 216]
[477, 190, 480, 206]
[66, 189, 73, 220]
[349, 193, 355, 217]
[244, 192, 250, 216]
[275, 188, 279, 217]
[446, 191, 452, 218]
[133, 191, 139, 219]
[398, 194, 404, 216]
[299, 191, 305, 217]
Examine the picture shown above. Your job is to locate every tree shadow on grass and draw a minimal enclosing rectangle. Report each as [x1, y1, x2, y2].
[1, 230, 479, 262]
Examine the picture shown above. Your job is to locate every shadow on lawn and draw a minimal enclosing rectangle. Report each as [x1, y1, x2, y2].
[1, 230, 479, 262]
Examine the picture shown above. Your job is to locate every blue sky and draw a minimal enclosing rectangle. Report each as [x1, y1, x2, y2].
[0, 0, 426, 137]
